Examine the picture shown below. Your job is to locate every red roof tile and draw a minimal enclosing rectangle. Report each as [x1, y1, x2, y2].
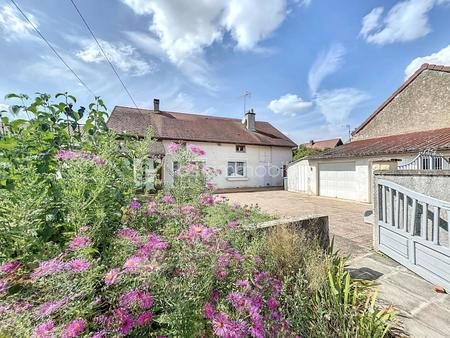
[303, 138, 343, 150]
[307, 127, 450, 160]
[352, 63, 450, 136]
[107, 106, 296, 148]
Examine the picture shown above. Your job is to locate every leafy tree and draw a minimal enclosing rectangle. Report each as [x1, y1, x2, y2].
[293, 144, 322, 161]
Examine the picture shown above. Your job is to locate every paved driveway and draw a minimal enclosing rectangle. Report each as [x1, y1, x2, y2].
[224, 190, 450, 337]
[224, 190, 373, 259]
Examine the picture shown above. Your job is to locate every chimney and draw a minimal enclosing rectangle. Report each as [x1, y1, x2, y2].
[244, 108, 256, 132]
[309, 140, 314, 145]
[153, 98, 160, 112]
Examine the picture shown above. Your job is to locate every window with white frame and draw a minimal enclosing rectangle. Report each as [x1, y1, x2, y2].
[235, 145, 246, 153]
[227, 161, 246, 177]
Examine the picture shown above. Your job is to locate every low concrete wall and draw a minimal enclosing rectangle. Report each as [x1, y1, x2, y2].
[245, 215, 330, 249]
[372, 170, 450, 250]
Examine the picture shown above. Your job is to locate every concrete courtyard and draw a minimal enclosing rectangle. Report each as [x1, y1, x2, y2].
[224, 190, 450, 338]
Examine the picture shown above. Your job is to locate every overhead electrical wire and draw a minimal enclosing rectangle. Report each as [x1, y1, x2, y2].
[68, 0, 142, 111]
[10, 0, 96, 97]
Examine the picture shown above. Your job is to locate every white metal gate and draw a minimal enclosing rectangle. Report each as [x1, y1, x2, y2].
[398, 150, 450, 170]
[377, 179, 450, 290]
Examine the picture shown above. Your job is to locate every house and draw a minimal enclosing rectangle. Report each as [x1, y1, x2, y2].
[287, 63, 450, 203]
[302, 138, 343, 151]
[107, 99, 296, 189]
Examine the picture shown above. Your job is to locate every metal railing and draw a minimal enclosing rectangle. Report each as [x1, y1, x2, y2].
[398, 150, 450, 170]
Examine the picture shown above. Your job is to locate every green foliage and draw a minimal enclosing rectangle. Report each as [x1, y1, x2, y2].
[293, 144, 322, 161]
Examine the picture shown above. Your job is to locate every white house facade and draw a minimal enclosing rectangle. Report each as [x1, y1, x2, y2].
[107, 100, 296, 190]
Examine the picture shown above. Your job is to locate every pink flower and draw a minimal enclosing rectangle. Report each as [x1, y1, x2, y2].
[212, 313, 247, 338]
[226, 220, 239, 228]
[119, 290, 153, 309]
[123, 256, 145, 272]
[203, 302, 215, 319]
[217, 270, 227, 279]
[136, 312, 152, 326]
[180, 204, 196, 213]
[0, 279, 8, 294]
[179, 224, 215, 242]
[185, 163, 195, 173]
[146, 202, 157, 214]
[104, 268, 120, 286]
[65, 258, 90, 273]
[129, 200, 141, 210]
[137, 234, 168, 256]
[187, 144, 206, 156]
[31, 258, 65, 280]
[56, 149, 77, 161]
[206, 182, 216, 190]
[114, 308, 134, 334]
[91, 331, 107, 338]
[161, 194, 175, 204]
[61, 319, 86, 338]
[200, 193, 215, 206]
[32, 320, 55, 338]
[69, 236, 92, 250]
[0, 261, 20, 274]
[35, 298, 67, 319]
[167, 142, 181, 154]
[267, 297, 279, 310]
[117, 228, 141, 246]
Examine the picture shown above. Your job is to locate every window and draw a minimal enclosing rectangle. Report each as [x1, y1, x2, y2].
[236, 145, 246, 153]
[173, 161, 180, 172]
[227, 161, 245, 177]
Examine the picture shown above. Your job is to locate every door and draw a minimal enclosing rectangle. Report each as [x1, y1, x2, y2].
[319, 162, 357, 201]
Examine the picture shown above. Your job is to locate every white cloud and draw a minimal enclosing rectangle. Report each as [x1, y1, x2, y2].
[359, 0, 449, 45]
[76, 39, 155, 77]
[315, 88, 369, 125]
[0, 4, 38, 41]
[268, 94, 313, 116]
[405, 44, 450, 78]
[308, 43, 346, 94]
[120, 0, 288, 64]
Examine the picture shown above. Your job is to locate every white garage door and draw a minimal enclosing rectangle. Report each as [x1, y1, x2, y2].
[319, 162, 358, 201]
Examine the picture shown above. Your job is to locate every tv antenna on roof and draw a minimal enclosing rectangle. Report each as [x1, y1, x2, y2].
[240, 91, 251, 115]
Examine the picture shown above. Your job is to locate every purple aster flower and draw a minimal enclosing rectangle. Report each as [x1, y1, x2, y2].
[65, 258, 90, 273]
[199, 193, 215, 206]
[137, 234, 168, 257]
[129, 200, 141, 210]
[104, 268, 120, 286]
[117, 228, 141, 246]
[210, 289, 219, 303]
[226, 220, 239, 228]
[119, 290, 153, 309]
[161, 194, 175, 204]
[167, 142, 181, 154]
[91, 331, 107, 338]
[136, 312, 152, 326]
[56, 150, 77, 161]
[217, 255, 230, 269]
[187, 144, 206, 156]
[32, 320, 55, 338]
[146, 202, 157, 214]
[61, 319, 86, 338]
[180, 204, 196, 213]
[212, 313, 247, 338]
[0, 279, 8, 294]
[0, 260, 21, 274]
[187, 224, 214, 241]
[236, 279, 250, 289]
[227, 292, 249, 311]
[35, 298, 67, 319]
[206, 182, 216, 190]
[203, 302, 215, 319]
[123, 256, 145, 272]
[114, 308, 134, 334]
[69, 236, 92, 250]
[31, 258, 64, 280]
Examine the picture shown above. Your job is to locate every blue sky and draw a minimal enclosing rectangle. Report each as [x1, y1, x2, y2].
[0, 0, 449, 143]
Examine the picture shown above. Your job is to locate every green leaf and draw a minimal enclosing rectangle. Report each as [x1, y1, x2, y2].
[0, 138, 18, 150]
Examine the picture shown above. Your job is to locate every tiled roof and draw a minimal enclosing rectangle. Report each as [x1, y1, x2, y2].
[352, 63, 450, 136]
[107, 106, 296, 148]
[307, 127, 450, 160]
[303, 138, 343, 150]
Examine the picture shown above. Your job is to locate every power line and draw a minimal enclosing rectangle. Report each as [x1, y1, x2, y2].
[9, 0, 96, 97]
[68, 0, 141, 110]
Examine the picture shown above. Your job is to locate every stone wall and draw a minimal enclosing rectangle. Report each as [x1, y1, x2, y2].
[353, 70, 450, 141]
[246, 215, 330, 249]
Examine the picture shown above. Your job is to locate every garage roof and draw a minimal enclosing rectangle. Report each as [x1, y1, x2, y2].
[306, 127, 450, 160]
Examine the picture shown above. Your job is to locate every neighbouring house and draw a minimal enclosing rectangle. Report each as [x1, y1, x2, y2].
[302, 138, 343, 151]
[107, 99, 296, 190]
[287, 63, 450, 203]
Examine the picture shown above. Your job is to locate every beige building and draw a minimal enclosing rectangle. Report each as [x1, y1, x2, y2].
[288, 63, 450, 203]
